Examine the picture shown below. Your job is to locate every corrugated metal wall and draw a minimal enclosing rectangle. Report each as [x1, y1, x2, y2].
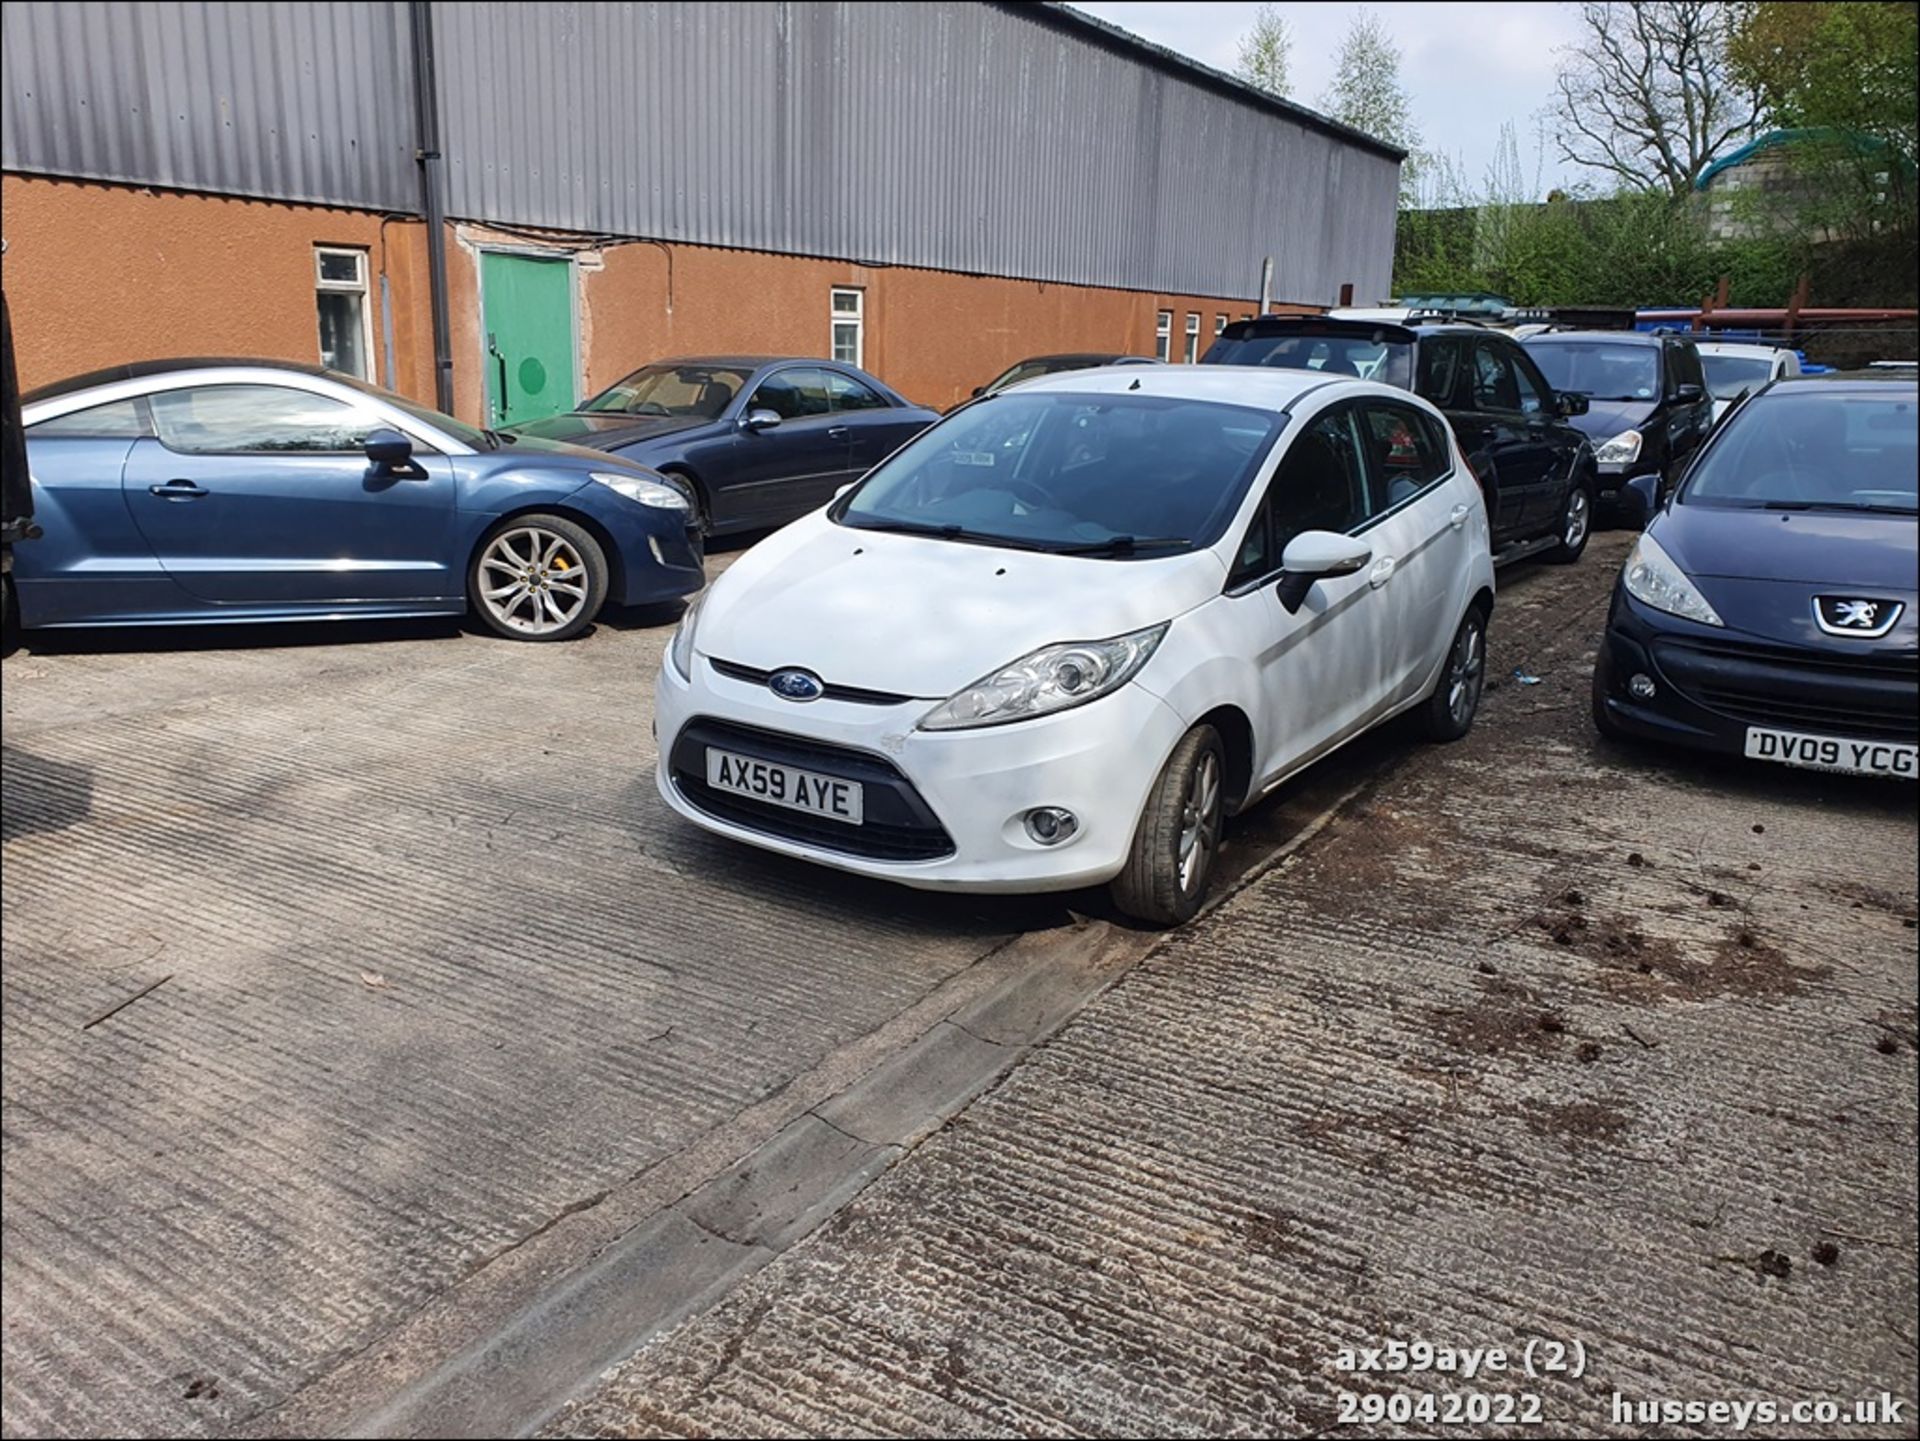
[0, 0, 418, 212]
[2, 0, 1400, 302]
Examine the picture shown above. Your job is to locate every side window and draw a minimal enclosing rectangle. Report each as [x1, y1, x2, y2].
[149, 385, 376, 454]
[1506, 345, 1548, 416]
[1512, 348, 1558, 415]
[751, 369, 832, 421]
[29, 398, 149, 437]
[825, 371, 889, 412]
[1228, 495, 1273, 587]
[1471, 342, 1521, 412]
[1415, 339, 1459, 405]
[1672, 342, 1705, 394]
[1359, 403, 1449, 511]
[1268, 407, 1369, 556]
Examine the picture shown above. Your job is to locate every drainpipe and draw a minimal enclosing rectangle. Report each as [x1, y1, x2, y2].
[410, 0, 455, 414]
[1258, 256, 1273, 316]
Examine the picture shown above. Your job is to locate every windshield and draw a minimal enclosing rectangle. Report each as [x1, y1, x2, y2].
[835, 392, 1284, 555]
[1700, 353, 1774, 401]
[579, 363, 751, 419]
[328, 370, 494, 449]
[1204, 331, 1412, 388]
[1524, 342, 1658, 401]
[1683, 391, 1917, 512]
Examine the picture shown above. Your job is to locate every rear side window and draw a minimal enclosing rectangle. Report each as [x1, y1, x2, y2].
[1416, 340, 1460, 405]
[1359, 402, 1449, 511]
[29, 398, 149, 437]
[825, 371, 889, 412]
[149, 385, 376, 454]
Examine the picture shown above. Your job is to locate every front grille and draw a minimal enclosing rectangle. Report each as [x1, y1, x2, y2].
[707, 658, 916, 707]
[670, 717, 955, 861]
[1653, 638, 1919, 742]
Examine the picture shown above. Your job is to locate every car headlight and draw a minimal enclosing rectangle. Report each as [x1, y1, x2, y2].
[592, 470, 690, 510]
[668, 591, 705, 678]
[1593, 429, 1643, 466]
[917, 624, 1167, 731]
[1621, 533, 1722, 627]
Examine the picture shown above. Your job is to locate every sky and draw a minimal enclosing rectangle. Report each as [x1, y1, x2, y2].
[1071, 2, 1587, 198]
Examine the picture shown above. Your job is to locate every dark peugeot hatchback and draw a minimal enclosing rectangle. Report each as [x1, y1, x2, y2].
[1592, 372, 1917, 778]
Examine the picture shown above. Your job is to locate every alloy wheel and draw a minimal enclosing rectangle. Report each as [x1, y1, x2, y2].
[1565, 488, 1591, 550]
[1447, 616, 1486, 728]
[1177, 750, 1221, 894]
[478, 527, 591, 636]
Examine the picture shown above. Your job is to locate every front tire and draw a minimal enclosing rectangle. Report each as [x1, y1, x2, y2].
[1420, 605, 1488, 742]
[1110, 724, 1225, 927]
[469, 514, 608, 641]
[1545, 476, 1593, 563]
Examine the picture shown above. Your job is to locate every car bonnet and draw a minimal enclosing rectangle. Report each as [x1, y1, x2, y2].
[694, 514, 1227, 699]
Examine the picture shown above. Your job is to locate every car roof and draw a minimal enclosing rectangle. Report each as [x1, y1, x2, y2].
[1015, 353, 1133, 365]
[23, 355, 330, 405]
[649, 355, 844, 371]
[1768, 371, 1917, 392]
[1693, 341, 1787, 357]
[1522, 329, 1666, 346]
[1009, 365, 1384, 411]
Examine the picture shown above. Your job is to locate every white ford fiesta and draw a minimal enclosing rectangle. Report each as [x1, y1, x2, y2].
[657, 367, 1494, 923]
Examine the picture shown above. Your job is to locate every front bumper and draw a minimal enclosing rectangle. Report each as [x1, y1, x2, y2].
[1594, 590, 1920, 760]
[654, 652, 1188, 892]
[563, 482, 705, 606]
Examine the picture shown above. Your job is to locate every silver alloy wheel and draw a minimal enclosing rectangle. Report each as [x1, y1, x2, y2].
[1447, 615, 1486, 727]
[478, 526, 591, 636]
[1565, 487, 1591, 549]
[1177, 750, 1221, 893]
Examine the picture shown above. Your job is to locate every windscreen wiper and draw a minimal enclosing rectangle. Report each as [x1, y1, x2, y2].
[481, 427, 518, 448]
[1047, 534, 1191, 556]
[840, 517, 1055, 551]
[1764, 499, 1915, 514]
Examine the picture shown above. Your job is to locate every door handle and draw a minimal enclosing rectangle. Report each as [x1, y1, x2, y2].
[1368, 556, 1397, 588]
[826, 425, 849, 439]
[1448, 503, 1470, 529]
[149, 480, 209, 499]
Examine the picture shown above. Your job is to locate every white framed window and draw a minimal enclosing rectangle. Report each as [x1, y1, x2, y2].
[1214, 314, 1227, 336]
[1185, 312, 1201, 363]
[315, 246, 375, 382]
[1155, 310, 1172, 362]
[830, 287, 864, 368]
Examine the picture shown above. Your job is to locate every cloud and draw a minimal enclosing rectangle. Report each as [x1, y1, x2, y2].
[1070, 2, 1586, 196]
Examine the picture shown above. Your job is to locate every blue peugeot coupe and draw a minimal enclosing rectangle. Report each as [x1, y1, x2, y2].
[13, 359, 705, 641]
[1592, 370, 1917, 778]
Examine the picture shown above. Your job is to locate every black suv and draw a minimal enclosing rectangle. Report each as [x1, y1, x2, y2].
[1520, 329, 1712, 514]
[1203, 316, 1598, 565]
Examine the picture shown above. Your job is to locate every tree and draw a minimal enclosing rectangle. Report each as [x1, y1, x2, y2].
[1234, 4, 1292, 99]
[1730, 2, 1917, 164]
[1320, 9, 1422, 205]
[1550, 2, 1761, 198]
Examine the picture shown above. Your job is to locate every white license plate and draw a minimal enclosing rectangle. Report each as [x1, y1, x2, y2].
[1743, 727, 1918, 778]
[705, 747, 864, 824]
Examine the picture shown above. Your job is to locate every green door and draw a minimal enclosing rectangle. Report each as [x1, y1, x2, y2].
[480, 252, 575, 426]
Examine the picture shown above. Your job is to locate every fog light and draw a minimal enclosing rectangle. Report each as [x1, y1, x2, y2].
[1628, 672, 1657, 700]
[1024, 807, 1079, 845]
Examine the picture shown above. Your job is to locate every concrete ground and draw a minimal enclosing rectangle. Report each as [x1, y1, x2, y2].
[4, 532, 1915, 1439]
[546, 533, 1918, 1439]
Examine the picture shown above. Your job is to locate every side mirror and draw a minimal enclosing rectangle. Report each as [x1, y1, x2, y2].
[363, 427, 423, 478]
[1620, 474, 1660, 530]
[834, 482, 857, 500]
[741, 408, 782, 433]
[1558, 391, 1590, 416]
[1676, 382, 1705, 403]
[1274, 530, 1371, 614]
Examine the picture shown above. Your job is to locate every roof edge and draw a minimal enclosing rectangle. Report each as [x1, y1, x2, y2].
[1014, 3, 1408, 164]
